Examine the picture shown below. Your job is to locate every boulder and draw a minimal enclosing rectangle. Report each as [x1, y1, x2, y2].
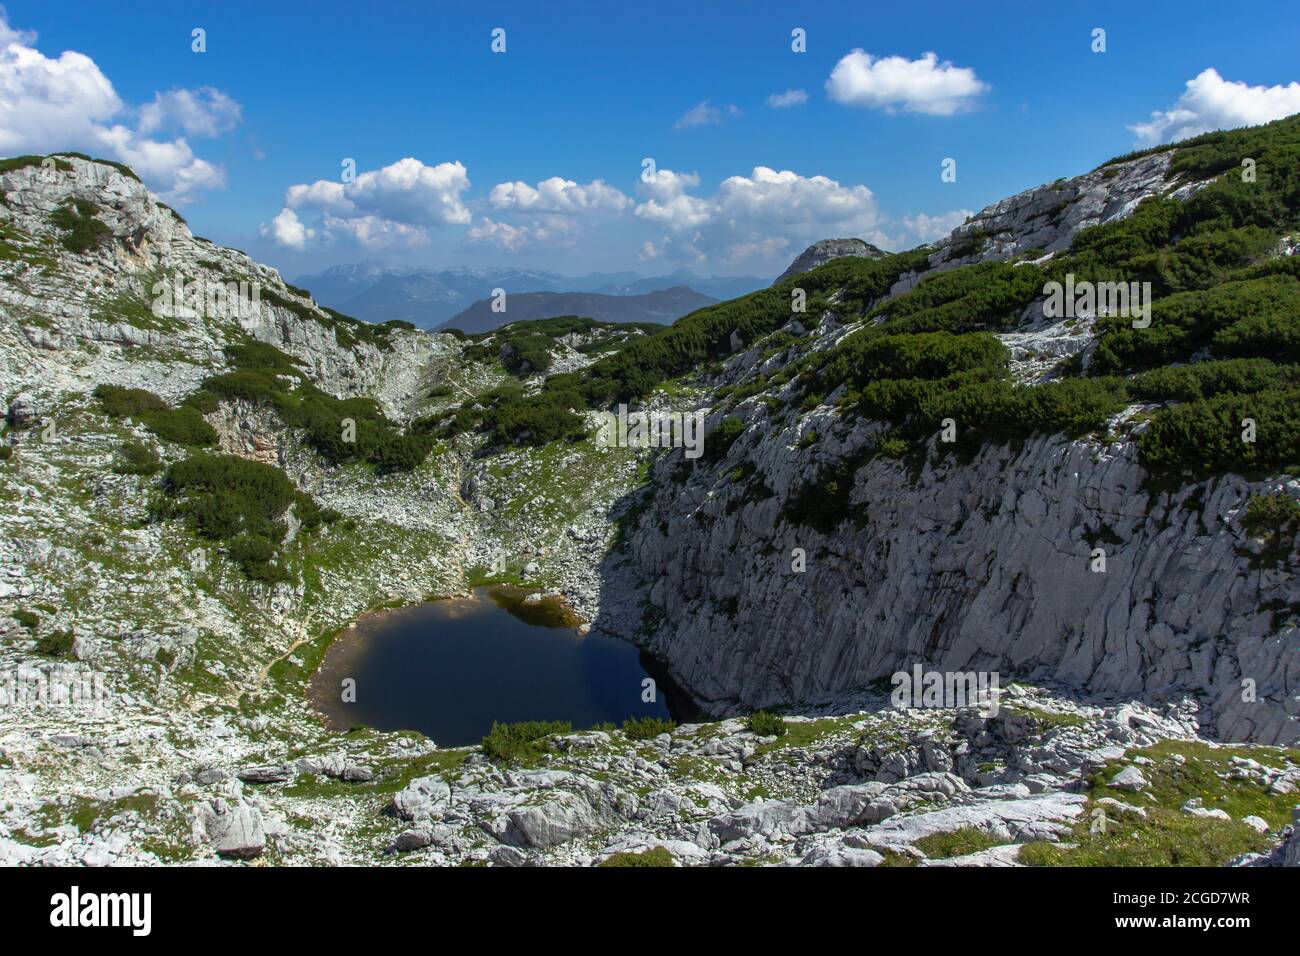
[389, 775, 452, 822]
[197, 798, 266, 860]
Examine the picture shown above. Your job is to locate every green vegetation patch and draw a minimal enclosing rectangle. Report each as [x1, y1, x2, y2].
[153, 452, 336, 582]
[1022, 740, 1299, 866]
[599, 846, 675, 867]
[11, 608, 39, 631]
[480, 719, 572, 765]
[913, 827, 1003, 860]
[34, 629, 75, 658]
[113, 440, 162, 476]
[94, 384, 217, 447]
[50, 198, 111, 254]
[745, 710, 787, 738]
[202, 342, 435, 472]
[621, 716, 675, 740]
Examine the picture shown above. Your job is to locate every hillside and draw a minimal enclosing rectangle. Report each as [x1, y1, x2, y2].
[1, 117, 1299, 868]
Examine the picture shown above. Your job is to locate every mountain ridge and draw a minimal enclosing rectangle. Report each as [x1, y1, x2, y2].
[439, 285, 718, 333]
[293, 262, 766, 329]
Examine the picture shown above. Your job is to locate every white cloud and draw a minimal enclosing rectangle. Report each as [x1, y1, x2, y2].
[634, 168, 712, 231]
[0, 12, 234, 202]
[346, 158, 471, 226]
[488, 176, 629, 214]
[138, 87, 241, 137]
[714, 166, 878, 227]
[285, 179, 353, 214]
[279, 157, 472, 249]
[466, 215, 577, 252]
[638, 169, 700, 201]
[259, 208, 314, 250]
[322, 213, 427, 250]
[633, 165, 888, 267]
[1129, 68, 1300, 145]
[674, 100, 739, 129]
[766, 89, 808, 108]
[826, 50, 988, 115]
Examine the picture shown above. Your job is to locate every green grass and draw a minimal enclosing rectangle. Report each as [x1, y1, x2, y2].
[1002, 704, 1088, 732]
[599, 846, 675, 867]
[1021, 740, 1299, 866]
[752, 715, 863, 757]
[1019, 810, 1269, 867]
[91, 289, 183, 333]
[913, 827, 1004, 860]
[113, 440, 161, 476]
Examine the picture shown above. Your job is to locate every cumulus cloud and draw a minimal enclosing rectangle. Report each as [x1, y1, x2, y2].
[272, 158, 472, 249]
[766, 89, 808, 108]
[673, 100, 739, 129]
[826, 50, 988, 115]
[633, 165, 888, 266]
[488, 176, 629, 214]
[285, 179, 353, 215]
[1129, 68, 1300, 145]
[138, 87, 241, 137]
[258, 208, 314, 250]
[634, 168, 712, 231]
[715, 167, 878, 227]
[0, 12, 235, 201]
[346, 158, 471, 226]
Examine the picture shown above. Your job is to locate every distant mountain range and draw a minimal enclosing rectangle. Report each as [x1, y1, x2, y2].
[443, 286, 718, 334]
[292, 262, 766, 330]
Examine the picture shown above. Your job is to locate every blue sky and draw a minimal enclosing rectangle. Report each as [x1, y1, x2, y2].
[4, 1, 1300, 278]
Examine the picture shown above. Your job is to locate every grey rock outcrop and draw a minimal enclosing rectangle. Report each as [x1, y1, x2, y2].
[197, 797, 266, 860]
[775, 238, 886, 284]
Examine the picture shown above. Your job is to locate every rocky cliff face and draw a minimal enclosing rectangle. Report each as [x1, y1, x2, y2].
[616, 415, 1298, 744]
[611, 150, 1300, 747]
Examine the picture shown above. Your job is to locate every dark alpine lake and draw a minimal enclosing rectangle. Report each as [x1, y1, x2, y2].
[312, 587, 689, 746]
